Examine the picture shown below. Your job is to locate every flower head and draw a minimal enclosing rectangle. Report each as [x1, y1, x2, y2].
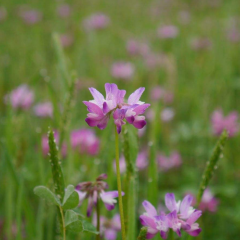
[157, 151, 182, 172]
[157, 25, 179, 39]
[19, 9, 42, 25]
[57, 4, 71, 18]
[70, 128, 100, 155]
[211, 109, 239, 137]
[34, 102, 53, 118]
[140, 193, 202, 239]
[83, 83, 150, 133]
[199, 188, 219, 212]
[111, 62, 135, 80]
[76, 174, 124, 217]
[5, 84, 34, 110]
[126, 40, 150, 56]
[83, 13, 110, 30]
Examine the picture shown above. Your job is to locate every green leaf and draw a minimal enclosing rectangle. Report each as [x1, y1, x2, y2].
[34, 186, 60, 206]
[137, 227, 147, 240]
[62, 185, 79, 210]
[66, 219, 83, 232]
[82, 220, 99, 234]
[65, 210, 79, 226]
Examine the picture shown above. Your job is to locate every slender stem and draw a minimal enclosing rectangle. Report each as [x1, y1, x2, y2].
[59, 206, 66, 240]
[168, 229, 174, 240]
[115, 127, 126, 240]
[96, 200, 100, 240]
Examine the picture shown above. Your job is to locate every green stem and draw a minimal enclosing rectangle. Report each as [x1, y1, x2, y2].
[115, 127, 126, 240]
[59, 206, 66, 240]
[168, 229, 174, 240]
[96, 200, 100, 240]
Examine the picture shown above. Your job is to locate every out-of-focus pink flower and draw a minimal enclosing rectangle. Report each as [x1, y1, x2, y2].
[34, 102, 53, 118]
[83, 13, 110, 30]
[146, 109, 155, 122]
[70, 129, 100, 155]
[178, 11, 191, 25]
[126, 40, 149, 56]
[157, 25, 179, 39]
[42, 131, 67, 158]
[136, 150, 148, 170]
[191, 38, 212, 51]
[5, 84, 34, 110]
[211, 109, 239, 137]
[111, 62, 134, 80]
[199, 188, 219, 212]
[0, 7, 7, 22]
[144, 53, 165, 69]
[60, 34, 74, 47]
[150, 86, 174, 103]
[157, 151, 182, 171]
[57, 4, 71, 18]
[226, 28, 240, 43]
[19, 9, 42, 25]
[93, 214, 121, 240]
[113, 155, 126, 174]
[161, 108, 175, 122]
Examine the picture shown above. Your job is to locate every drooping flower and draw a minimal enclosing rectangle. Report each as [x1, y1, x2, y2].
[157, 25, 179, 39]
[83, 83, 150, 134]
[19, 9, 42, 25]
[111, 62, 135, 80]
[41, 130, 67, 158]
[5, 84, 34, 110]
[157, 151, 182, 171]
[34, 102, 53, 118]
[93, 214, 121, 240]
[76, 174, 124, 217]
[199, 188, 219, 212]
[57, 4, 71, 18]
[70, 128, 100, 155]
[211, 109, 239, 137]
[83, 13, 110, 30]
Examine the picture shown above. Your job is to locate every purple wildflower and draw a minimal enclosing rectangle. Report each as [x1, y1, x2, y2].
[0, 7, 7, 22]
[60, 34, 74, 47]
[113, 155, 126, 174]
[111, 62, 135, 80]
[76, 174, 124, 217]
[191, 38, 212, 51]
[19, 9, 42, 25]
[161, 108, 175, 122]
[199, 188, 219, 212]
[136, 150, 148, 170]
[126, 40, 149, 56]
[83, 13, 110, 30]
[34, 102, 53, 118]
[211, 109, 239, 137]
[157, 151, 182, 172]
[83, 83, 150, 134]
[5, 84, 34, 110]
[57, 4, 71, 18]
[157, 25, 179, 39]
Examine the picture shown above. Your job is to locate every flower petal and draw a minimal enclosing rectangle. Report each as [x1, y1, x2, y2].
[165, 193, 178, 212]
[128, 87, 145, 105]
[89, 87, 105, 106]
[142, 200, 157, 217]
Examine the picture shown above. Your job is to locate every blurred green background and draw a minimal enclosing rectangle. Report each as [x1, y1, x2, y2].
[0, 0, 240, 239]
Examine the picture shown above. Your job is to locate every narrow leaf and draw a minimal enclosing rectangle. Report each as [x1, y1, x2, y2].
[34, 186, 61, 206]
[62, 185, 79, 210]
[197, 130, 228, 204]
[137, 227, 147, 240]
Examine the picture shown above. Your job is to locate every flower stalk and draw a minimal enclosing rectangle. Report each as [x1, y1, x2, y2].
[115, 126, 126, 240]
[96, 200, 100, 240]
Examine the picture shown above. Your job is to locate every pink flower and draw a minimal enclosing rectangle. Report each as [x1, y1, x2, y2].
[136, 150, 148, 170]
[19, 9, 42, 25]
[5, 84, 34, 110]
[60, 34, 74, 47]
[144, 53, 165, 69]
[34, 102, 53, 118]
[111, 62, 134, 80]
[211, 109, 239, 137]
[83, 13, 110, 30]
[76, 174, 124, 217]
[161, 108, 175, 122]
[83, 83, 150, 134]
[113, 155, 126, 174]
[41, 131, 67, 158]
[150, 86, 174, 103]
[138, 126, 146, 137]
[70, 129, 100, 155]
[93, 214, 121, 240]
[191, 38, 212, 51]
[226, 28, 240, 43]
[199, 188, 219, 212]
[157, 151, 182, 172]
[157, 25, 179, 39]
[0, 7, 7, 22]
[126, 40, 149, 56]
[57, 4, 71, 18]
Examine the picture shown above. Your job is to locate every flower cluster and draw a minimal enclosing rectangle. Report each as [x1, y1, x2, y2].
[140, 193, 202, 239]
[157, 151, 182, 172]
[75, 174, 124, 217]
[83, 83, 150, 134]
[211, 109, 239, 137]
